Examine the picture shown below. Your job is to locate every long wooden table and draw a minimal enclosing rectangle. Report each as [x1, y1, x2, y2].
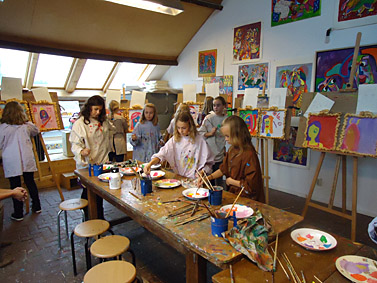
[75, 168, 303, 283]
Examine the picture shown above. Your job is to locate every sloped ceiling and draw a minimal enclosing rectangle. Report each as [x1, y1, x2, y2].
[0, 0, 222, 65]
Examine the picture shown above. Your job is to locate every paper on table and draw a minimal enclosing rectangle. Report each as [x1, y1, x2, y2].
[32, 87, 52, 102]
[106, 90, 121, 109]
[130, 90, 146, 107]
[205, 82, 219, 98]
[269, 88, 287, 108]
[304, 93, 335, 118]
[243, 88, 259, 108]
[1, 77, 23, 101]
[183, 84, 197, 102]
[356, 84, 377, 114]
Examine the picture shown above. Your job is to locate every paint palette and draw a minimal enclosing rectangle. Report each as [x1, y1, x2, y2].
[97, 172, 123, 183]
[336, 255, 377, 283]
[102, 164, 115, 170]
[153, 179, 180, 189]
[290, 228, 337, 251]
[141, 170, 165, 180]
[182, 188, 209, 200]
[140, 163, 161, 170]
[219, 204, 254, 219]
[119, 167, 141, 175]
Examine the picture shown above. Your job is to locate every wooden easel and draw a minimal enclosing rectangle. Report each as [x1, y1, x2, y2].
[259, 138, 270, 204]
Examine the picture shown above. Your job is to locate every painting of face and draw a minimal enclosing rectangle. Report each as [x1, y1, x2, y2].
[30, 102, 61, 131]
[198, 49, 217, 77]
[233, 22, 261, 63]
[259, 109, 286, 139]
[128, 109, 142, 132]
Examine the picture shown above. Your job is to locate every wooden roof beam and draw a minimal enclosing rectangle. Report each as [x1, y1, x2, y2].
[181, 0, 223, 10]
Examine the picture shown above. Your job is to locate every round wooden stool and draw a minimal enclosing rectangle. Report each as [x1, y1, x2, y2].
[57, 198, 88, 249]
[90, 235, 135, 265]
[70, 219, 112, 276]
[84, 260, 136, 283]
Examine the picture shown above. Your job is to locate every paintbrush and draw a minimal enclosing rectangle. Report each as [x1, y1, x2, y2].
[230, 264, 235, 283]
[283, 253, 301, 283]
[195, 169, 213, 191]
[225, 186, 245, 218]
[281, 253, 298, 283]
[130, 166, 142, 180]
[301, 270, 306, 283]
[203, 171, 215, 191]
[175, 213, 209, 226]
[129, 192, 141, 200]
[190, 200, 200, 217]
[273, 233, 279, 272]
[313, 275, 323, 283]
[271, 247, 290, 281]
[202, 203, 215, 218]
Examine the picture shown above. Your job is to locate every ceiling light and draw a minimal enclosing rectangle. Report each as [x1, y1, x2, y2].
[105, 0, 184, 16]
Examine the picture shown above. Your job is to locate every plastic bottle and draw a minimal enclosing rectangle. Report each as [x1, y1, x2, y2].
[109, 167, 121, 190]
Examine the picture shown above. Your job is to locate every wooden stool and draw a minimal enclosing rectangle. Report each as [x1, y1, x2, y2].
[90, 235, 136, 265]
[57, 198, 88, 249]
[70, 219, 112, 276]
[83, 260, 136, 283]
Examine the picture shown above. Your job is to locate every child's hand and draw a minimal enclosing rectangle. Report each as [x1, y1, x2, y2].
[209, 127, 217, 136]
[131, 134, 137, 141]
[81, 148, 91, 157]
[144, 163, 152, 175]
[13, 187, 27, 202]
[226, 177, 236, 186]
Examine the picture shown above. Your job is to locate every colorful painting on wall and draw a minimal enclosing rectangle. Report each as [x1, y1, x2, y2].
[303, 113, 341, 151]
[238, 108, 259, 136]
[187, 103, 202, 126]
[337, 0, 377, 22]
[271, 0, 321, 27]
[259, 109, 287, 139]
[127, 108, 142, 132]
[275, 63, 312, 111]
[203, 75, 234, 108]
[337, 113, 377, 157]
[272, 127, 309, 168]
[233, 22, 262, 63]
[315, 45, 377, 92]
[238, 63, 269, 90]
[198, 49, 217, 77]
[30, 101, 62, 132]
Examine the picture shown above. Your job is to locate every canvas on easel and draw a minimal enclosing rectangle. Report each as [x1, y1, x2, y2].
[125, 106, 143, 132]
[259, 108, 287, 139]
[5, 98, 32, 121]
[186, 102, 203, 126]
[29, 101, 62, 132]
[238, 108, 259, 136]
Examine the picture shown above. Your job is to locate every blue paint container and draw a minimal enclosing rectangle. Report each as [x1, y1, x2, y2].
[211, 212, 229, 237]
[89, 164, 103, 177]
[208, 186, 223, 206]
[140, 179, 152, 196]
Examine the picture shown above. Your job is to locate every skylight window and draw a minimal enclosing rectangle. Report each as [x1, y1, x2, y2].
[76, 59, 115, 89]
[109, 62, 147, 89]
[0, 48, 29, 86]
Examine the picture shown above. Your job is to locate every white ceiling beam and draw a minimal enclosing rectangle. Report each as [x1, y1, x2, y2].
[103, 62, 120, 93]
[65, 58, 87, 93]
[25, 53, 39, 89]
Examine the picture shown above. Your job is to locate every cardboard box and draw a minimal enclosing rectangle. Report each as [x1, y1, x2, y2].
[61, 130, 74, 157]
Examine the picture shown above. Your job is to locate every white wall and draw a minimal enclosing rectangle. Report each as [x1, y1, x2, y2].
[162, 0, 377, 216]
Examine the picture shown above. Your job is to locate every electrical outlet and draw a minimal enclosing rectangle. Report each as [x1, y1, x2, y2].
[316, 178, 323, 186]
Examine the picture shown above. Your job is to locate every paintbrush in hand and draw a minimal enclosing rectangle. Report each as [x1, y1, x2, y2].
[225, 186, 245, 218]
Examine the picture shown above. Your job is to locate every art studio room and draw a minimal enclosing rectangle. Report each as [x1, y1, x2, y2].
[0, 0, 377, 282]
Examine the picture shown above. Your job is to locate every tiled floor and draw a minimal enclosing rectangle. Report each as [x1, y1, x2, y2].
[0, 186, 375, 282]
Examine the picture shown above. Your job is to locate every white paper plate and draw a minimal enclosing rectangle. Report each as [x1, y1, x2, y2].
[219, 204, 254, 219]
[140, 163, 161, 170]
[97, 172, 124, 182]
[368, 217, 377, 245]
[336, 255, 377, 282]
[154, 179, 180, 189]
[182, 188, 209, 200]
[290, 228, 337, 251]
[141, 170, 165, 180]
[119, 167, 141, 175]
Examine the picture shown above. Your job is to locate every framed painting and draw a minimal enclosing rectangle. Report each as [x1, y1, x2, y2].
[303, 112, 341, 151]
[198, 49, 217, 77]
[315, 45, 377, 92]
[5, 98, 32, 121]
[186, 103, 202, 126]
[233, 21, 262, 64]
[337, 113, 377, 157]
[0, 101, 5, 119]
[238, 108, 259, 136]
[259, 108, 287, 139]
[238, 63, 269, 90]
[334, 0, 377, 29]
[272, 127, 310, 168]
[271, 0, 321, 27]
[126, 106, 143, 132]
[30, 101, 62, 132]
[203, 75, 233, 108]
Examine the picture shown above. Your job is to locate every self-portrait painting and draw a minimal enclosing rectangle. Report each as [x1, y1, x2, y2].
[337, 113, 377, 157]
[271, 0, 321, 27]
[303, 113, 341, 151]
[233, 22, 262, 63]
[238, 108, 259, 136]
[238, 63, 269, 90]
[30, 101, 61, 132]
[198, 49, 217, 77]
[126, 108, 142, 132]
[259, 109, 287, 139]
[315, 45, 377, 92]
[203, 75, 233, 108]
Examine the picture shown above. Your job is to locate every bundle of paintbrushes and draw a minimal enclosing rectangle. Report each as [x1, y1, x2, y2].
[195, 169, 215, 191]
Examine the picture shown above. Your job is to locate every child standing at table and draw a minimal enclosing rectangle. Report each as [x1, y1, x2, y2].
[108, 100, 127, 162]
[130, 103, 162, 162]
[204, 115, 264, 202]
[0, 101, 42, 221]
[144, 112, 214, 179]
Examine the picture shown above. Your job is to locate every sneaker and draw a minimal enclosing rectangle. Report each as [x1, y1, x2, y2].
[10, 214, 23, 222]
[33, 209, 42, 214]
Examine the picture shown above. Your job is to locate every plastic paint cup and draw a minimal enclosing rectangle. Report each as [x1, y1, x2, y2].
[211, 212, 229, 237]
[140, 179, 152, 196]
[89, 164, 103, 177]
[208, 186, 223, 206]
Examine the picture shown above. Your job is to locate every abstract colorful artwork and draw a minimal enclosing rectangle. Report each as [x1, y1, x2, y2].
[315, 45, 377, 92]
[259, 109, 287, 139]
[30, 101, 62, 132]
[337, 113, 377, 157]
[198, 49, 217, 77]
[238, 108, 259, 136]
[271, 0, 321, 27]
[338, 0, 377, 22]
[272, 127, 309, 168]
[275, 63, 312, 110]
[203, 75, 234, 107]
[187, 103, 202, 126]
[303, 113, 341, 151]
[238, 63, 269, 90]
[233, 22, 262, 63]
[126, 109, 142, 132]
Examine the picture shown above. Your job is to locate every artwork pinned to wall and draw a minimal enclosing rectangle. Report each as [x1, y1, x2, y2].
[186, 103, 202, 126]
[271, 0, 321, 27]
[30, 101, 62, 132]
[259, 109, 287, 139]
[126, 107, 143, 132]
[238, 108, 259, 136]
[315, 45, 377, 92]
[203, 75, 234, 108]
[337, 113, 377, 157]
[198, 49, 217, 77]
[272, 127, 309, 168]
[335, 0, 377, 29]
[238, 63, 269, 90]
[233, 22, 262, 63]
[303, 113, 341, 151]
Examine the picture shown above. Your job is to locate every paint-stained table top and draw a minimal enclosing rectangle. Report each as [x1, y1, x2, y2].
[76, 168, 303, 269]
